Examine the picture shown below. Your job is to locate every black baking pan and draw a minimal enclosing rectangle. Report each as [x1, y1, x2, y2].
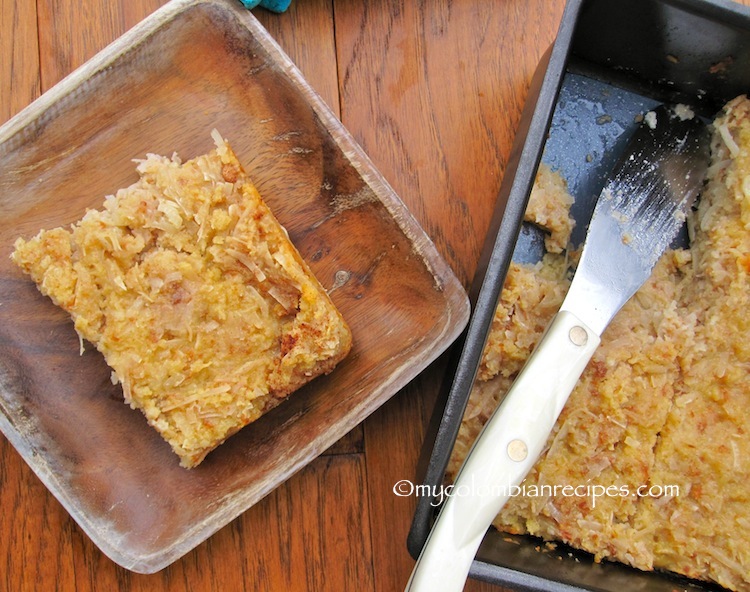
[407, 0, 750, 590]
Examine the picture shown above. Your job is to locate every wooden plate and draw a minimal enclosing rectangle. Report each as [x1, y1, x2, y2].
[0, 0, 469, 573]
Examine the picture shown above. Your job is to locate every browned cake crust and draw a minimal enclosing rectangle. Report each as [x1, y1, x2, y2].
[449, 96, 750, 591]
[12, 131, 352, 468]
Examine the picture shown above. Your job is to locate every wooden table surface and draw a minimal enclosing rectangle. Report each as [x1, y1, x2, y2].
[5, 0, 727, 590]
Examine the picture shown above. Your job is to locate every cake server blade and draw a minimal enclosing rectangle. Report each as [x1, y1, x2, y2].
[405, 104, 710, 592]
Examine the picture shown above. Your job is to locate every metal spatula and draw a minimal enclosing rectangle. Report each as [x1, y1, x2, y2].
[406, 105, 710, 592]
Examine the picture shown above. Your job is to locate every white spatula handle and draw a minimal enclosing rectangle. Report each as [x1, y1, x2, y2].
[406, 310, 600, 592]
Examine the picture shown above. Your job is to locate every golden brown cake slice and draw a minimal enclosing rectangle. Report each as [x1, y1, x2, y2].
[12, 131, 352, 468]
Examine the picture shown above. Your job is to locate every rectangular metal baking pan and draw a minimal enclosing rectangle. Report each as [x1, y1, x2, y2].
[407, 0, 750, 590]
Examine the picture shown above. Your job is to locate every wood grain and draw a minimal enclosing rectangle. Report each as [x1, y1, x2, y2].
[36, 0, 169, 90]
[332, 0, 565, 287]
[254, 0, 340, 118]
[0, 0, 40, 123]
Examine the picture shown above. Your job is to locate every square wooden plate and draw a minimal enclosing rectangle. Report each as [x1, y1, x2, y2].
[0, 0, 469, 573]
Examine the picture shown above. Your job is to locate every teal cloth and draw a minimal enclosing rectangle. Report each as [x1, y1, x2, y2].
[239, 0, 291, 12]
